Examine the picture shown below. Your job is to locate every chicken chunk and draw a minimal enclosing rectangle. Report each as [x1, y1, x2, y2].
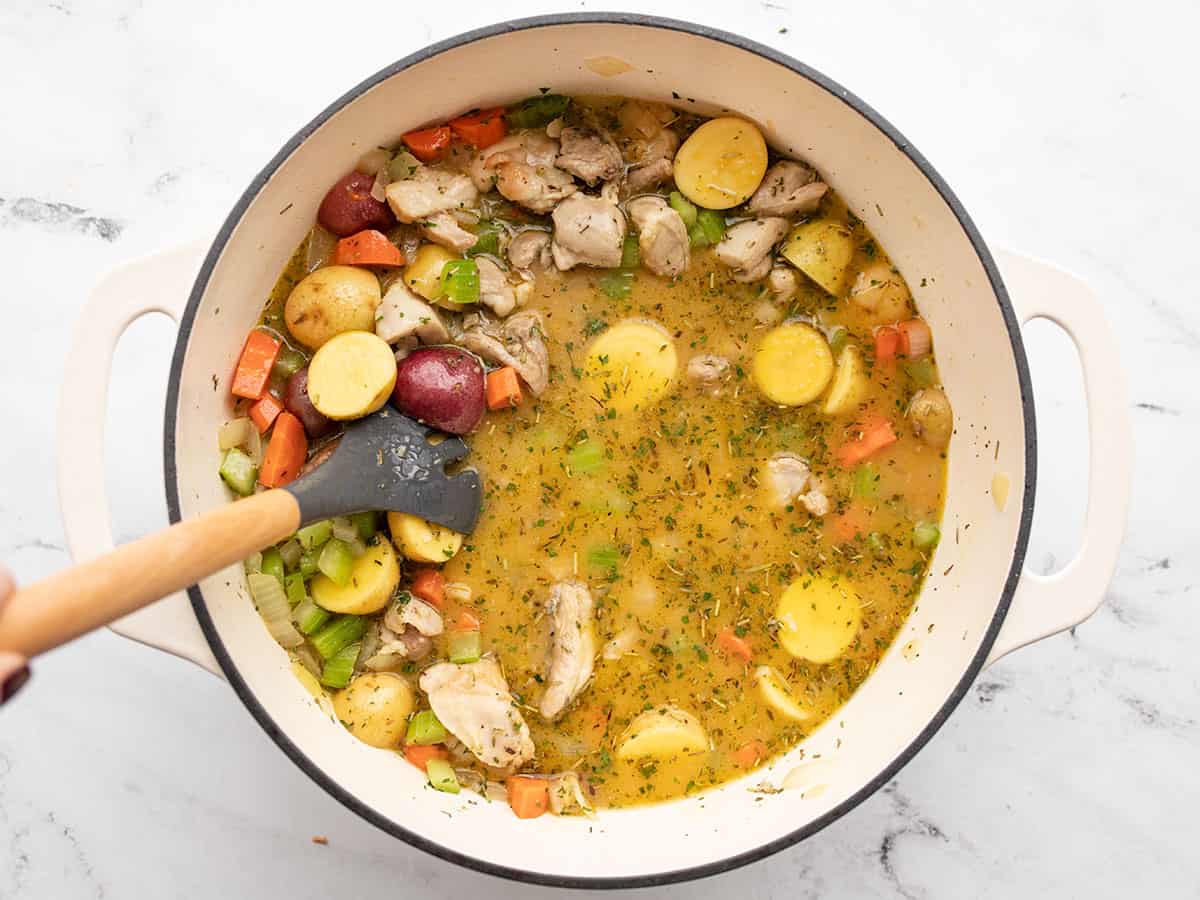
[714, 217, 789, 282]
[419, 659, 535, 770]
[420, 211, 477, 253]
[375, 282, 449, 345]
[748, 161, 829, 217]
[556, 127, 624, 185]
[507, 229, 553, 270]
[767, 265, 798, 304]
[385, 594, 444, 637]
[621, 158, 674, 198]
[627, 196, 689, 277]
[765, 453, 829, 517]
[686, 353, 730, 394]
[365, 623, 432, 670]
[476, 256, 516, 317]
[551, 193, 627, 270]
[385, 168, 478, 223]
[497, 163, 578, 214]
[470, 132, 578, 213]
[539, 580, 596, 721]
[459, 309, 550, 395]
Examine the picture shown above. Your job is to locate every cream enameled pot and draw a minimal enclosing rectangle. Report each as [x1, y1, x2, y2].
[55, 15, 1132, 888]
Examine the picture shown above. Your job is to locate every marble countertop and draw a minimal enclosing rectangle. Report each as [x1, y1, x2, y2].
[0, 0, 1194, 896]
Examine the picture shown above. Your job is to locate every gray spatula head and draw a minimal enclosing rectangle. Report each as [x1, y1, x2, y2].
[281, 407, 482, 534]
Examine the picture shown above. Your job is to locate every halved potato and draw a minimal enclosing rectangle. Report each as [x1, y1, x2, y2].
[775, 575, 863, 663]
[584, 320, 678, 415]
[284, 265, 381, 349]
[849, 261, 912, 323]
[673, 117, 768, 210]
[404, 243, 457, 303]
[753, 666, 811, 722]
[307, 330, 397, 421]
[752, 322, 834, 406]
[310, 539, 400, 615]
[780, 220, 856, 296]
[617, 705, 708, 759]
[387, 511, 463, 563]
[822, 344, 869, 416]
[333, 672, 416, 749]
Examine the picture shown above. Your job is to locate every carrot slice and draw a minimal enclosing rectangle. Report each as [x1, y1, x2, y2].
[402, 126, 453, 162]
[836, 416, 898, 468]
[874, 326, 901, 364]
[403, 743, 448, 769]
[258, 411, 308, 488]
[506, 776, 550, 819]
[231, 330, 282, 400]
[448, 107, 507, 149]
[485, 366, 523, 410]
[333, 229, 405, 267]
[732, 739, 769, 768]
[411, 567, 445, 608]
[248, 393, 284, 433]
[453, 609, 481, 632]
[829, 501, 869, 542]
[716, 626, 753, 663]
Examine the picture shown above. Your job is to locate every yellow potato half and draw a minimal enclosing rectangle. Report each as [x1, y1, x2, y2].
[673, 117, 769, 210]
[780, 220, 856, 296]
[284, 265, 381, 349]
[307, 330, 397, 421]
[775, 575, 863, 663]
[752, 322, 834, 406]
[387, 511, 463, 563]
[584, 320, 678, 415]
[754, 666, 811, 722]
[310, 540, 401, 615]
[822, 344, 869, 416]
[333, 672, 416, 749]
[617, 705, 708, 760]
[403, 243, 457, 303]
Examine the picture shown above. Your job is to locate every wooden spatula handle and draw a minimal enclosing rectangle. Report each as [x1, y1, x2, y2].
[0, 490, 301, 658]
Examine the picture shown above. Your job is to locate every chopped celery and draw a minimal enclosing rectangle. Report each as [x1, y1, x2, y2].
[587, 544, 621, 573]
[319, 641, 360, 689]
[620, 235, 640, 269]
[467, 220, 503, 257]
[852, 463, 879, 499]
[219, 448, 258, 496]
[317, 539, 355, 586]
[506, 93, 570, 129]
[293, 598, 330, 635]
[687, 222, 710, 248]
[668, 191, 698, 229]
[913, 522, 941, 551]
[447, 630, 482, 664]
[598, 270, 634, 299]
[407, 709, 449, 745]
[296, 520, 333, 551]
[583, 483, 633, 517]
[298, 550, 320, 578]
[272, 346, 306, 380]
[696, 209, 726, 244]
[260, 548, 285, 585]
[285, 573, 308, 608]
[425, 758, 460, 794]
[349, 511, 378, 542]
[828, 326, 850, 358]
[387, 150, 421, 182]
[310, 614, 367, 659]
[902, 358, 936, 388]
[566, 439, 605, 474]
[440, 259, 480, 305]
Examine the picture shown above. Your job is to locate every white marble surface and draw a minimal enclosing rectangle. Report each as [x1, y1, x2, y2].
[0, 0, 1194, 896]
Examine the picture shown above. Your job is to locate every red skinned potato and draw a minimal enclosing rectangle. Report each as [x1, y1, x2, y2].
[284, 367, 335, 439]
[392, 347, 486, 435]
[317, 171, 394, 237]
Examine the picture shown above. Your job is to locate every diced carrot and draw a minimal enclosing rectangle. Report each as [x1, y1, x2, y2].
[874, 326, 901, 364]
[248, 393, 284, 433]
[732, 739, 769, 768]
[333, 229, 405, 267]
[836, 416, 898, 468]
[453, 609, 481, 632]
[403, 743, 448, 769]
[897, 319, 932, 358]
[448, 107, 507, 149]
[829, 501, 869, 542]
[402, 125, 453, 162]
[411, 567, 445, 608]
[485, 366, 523, 410]
[506, 776, 550, 820]
[231, 330, 282, 400]
[258, 411, 308, 488]
[716, 627, 753, 663]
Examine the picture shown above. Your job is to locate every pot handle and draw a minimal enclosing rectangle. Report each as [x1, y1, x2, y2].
[985, 251, 1132, 666]
[56, 241, 223, 677]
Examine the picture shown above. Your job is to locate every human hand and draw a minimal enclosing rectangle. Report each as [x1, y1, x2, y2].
[0, 568, 29, 704]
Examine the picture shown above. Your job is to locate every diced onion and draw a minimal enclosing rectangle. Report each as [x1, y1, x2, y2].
[244, 551, 263, 575]
[278, 539, 302, 571]
[330, 517, 358, 543]
[370, 166, 390, 203]
[356, 147, 392, 176]
[218, 417, 253, 451]
[247, 572, 304, 649]
[900, 319, 932, 358]
[602, 627, 640, 660]
[305, 225, 337, 273]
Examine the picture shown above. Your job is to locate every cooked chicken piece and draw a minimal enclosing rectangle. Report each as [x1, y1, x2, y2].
[765, 453, 828, 517]
[467, 132, 558, 190]
[469, 132, 578, 213]
[385, 168, 478, 223]
[375, 282, 449, 345]
[686, 353, 730, 394]
[556, 127, 624, 185]
[748, 161, 829, 217]
[393, 335, 419, 362]
[366, 623, 433, 669]
[385, 594, 443, 637]
[420, 211, 477, 253]
[621, 158, 674, 198]
[539, 580, 596, 721]
[714, 217, 789, 282]
[476, 256, 516, 317]
[626, 196, 689, 277]
[753, 300, 782, 326]
[908, 387, 953, 449]
[459, 309, 550, 395]
[548, 771, 594, 815]
[601, 627, 640, 661]
[551, 193, 627, 270]
[419, 659, 535, 770]
[507, 229, 553, 270]
[799, 489, 830, 517]
[768, 265, 799, 303]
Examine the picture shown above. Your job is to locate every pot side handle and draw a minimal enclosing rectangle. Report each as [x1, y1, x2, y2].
[985, 251, 1133, 666]
[56, 241, 223, 677]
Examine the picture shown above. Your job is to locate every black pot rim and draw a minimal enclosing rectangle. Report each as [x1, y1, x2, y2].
[163, 12, 1037, 890]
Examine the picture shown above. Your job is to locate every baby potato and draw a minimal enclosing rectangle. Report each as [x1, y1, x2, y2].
[753, 665, 811, 722]
[617, 705, 708, 760]
[752, 322, 834, 406]
[388, 511, 463, 563]
[311, 539, 401, 615]
[673, 117, 769, 210]
[780, 220, 855, 296]
[584, 320, 678, 415]
[908, 387, 953, 449]
[284, 265, 381, 349]
[775, 575, 863, 663]
[307, 331, 397, 421]
[849, 261, 913, 323]
[822, 344, 869, 416]
[404, 243, 458, 303]
[333, 672, 416, 749]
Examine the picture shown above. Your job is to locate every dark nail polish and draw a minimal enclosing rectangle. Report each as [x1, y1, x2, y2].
[1, 666, 29, 703]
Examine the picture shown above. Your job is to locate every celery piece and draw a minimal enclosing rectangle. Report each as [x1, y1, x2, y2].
[902, 358, 936, 388]
[425, 758, 460, 794]
[440, 259, 480, 305]
[506, 94, 570, 129]
[447, 630, 482, 665]
[219, 448, 258, 496]
[319, 642, 360, 689]
[852, 463, 879, 499]
[272, 346, 306, 381]
[298, 551, 320, 578]
[913, 522, 941, 551]
[349, 511, 378, 542]
[668, 191, 698, 229]
[688, 222, 710, 248]
[293, 598, 330, 636]
[260, 548, 285, 585]
[296, 520, 333, 551]
[406, 709, 448, 745]
[598, 270, 634, 300]
[587, 544, 620, 573]
[696, 209, 726, 244]
[310, 614, 367, 660]
[318, 539, 355, 586]
[620, 235, 640, 269]
[467, 220, 503, 258]
[566, 439, 605, 474]
[285, 573, 308, 608]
